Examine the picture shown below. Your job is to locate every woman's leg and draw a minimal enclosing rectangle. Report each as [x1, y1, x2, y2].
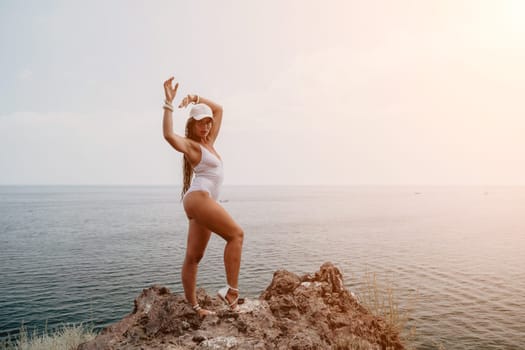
[181, 218, 212, 313]
[183, 192, 244, 304]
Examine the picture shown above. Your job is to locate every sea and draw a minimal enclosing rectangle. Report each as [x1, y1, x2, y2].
[0, 185, 524, 349]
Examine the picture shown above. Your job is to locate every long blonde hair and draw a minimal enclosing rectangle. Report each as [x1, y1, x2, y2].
[180, 118, 212, 202]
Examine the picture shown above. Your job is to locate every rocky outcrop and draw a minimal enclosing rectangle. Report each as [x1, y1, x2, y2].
[78, 262, 404, 349]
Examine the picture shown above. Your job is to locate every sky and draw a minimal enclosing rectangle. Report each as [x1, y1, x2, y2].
[1, 0, 524, 186]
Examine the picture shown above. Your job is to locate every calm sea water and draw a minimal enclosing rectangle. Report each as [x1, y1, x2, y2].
[1, 185, 524, 349]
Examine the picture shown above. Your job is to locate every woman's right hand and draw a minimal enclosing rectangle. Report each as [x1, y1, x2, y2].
[163, 77, 179, 103]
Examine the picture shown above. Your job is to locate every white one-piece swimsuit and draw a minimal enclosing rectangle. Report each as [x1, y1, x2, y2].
[184, 144, 224, 201]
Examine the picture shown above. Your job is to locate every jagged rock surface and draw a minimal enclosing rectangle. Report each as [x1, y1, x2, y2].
[78, 262, 404, 349]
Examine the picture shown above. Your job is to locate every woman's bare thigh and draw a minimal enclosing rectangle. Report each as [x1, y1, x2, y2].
[183, 191, 242, 241]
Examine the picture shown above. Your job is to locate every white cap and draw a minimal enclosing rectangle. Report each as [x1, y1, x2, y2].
[189, 103, 214, 121]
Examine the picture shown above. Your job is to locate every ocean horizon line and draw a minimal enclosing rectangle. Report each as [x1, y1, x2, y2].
[1, 184, 524, 188]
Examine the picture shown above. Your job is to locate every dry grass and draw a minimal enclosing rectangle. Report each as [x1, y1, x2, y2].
[333, 334, 382, 349]
[0, 322, 96, 350]
[356, 271, 418, 349]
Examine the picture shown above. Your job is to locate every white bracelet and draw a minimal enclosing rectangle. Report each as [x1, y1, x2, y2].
[164, 99, 173, 107]
[163, 103, 174, 111]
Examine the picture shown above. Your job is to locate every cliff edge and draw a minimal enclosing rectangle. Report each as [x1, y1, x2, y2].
[78, 262, 404, 349]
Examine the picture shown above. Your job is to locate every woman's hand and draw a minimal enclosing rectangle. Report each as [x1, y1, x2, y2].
[163, 77, 179, 103]
[178, 94, 198, 109]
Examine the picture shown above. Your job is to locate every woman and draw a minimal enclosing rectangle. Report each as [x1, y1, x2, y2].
[162, 77, 244, 317]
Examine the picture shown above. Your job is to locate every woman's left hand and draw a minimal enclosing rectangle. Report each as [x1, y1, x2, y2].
[178, 94, 197, 109]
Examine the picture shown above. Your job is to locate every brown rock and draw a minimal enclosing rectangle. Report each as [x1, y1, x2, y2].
[78, 262, 405, 350]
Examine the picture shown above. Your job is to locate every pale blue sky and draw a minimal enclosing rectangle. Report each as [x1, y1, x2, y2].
[1, 0, 525, 185]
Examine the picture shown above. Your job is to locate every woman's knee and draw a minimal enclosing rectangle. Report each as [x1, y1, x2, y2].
[232, 226, 244, 243]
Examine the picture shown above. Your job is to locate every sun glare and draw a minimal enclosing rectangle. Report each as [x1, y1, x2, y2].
[466, 1, 525, 49]
[495, 0, 525, 36]
[506, 0, 525, 28]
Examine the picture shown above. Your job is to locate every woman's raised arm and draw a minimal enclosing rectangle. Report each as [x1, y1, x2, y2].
[162, 77, 192, 154]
